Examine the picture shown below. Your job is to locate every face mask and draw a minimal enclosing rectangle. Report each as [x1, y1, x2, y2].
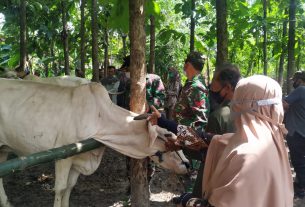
[210, 89, 225, 104]
[293, 81, 300, 89]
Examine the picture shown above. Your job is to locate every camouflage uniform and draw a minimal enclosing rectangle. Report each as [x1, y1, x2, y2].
[174, 74, 209, 189]
[165, 68, 182, 119]
[117, 73, 165, 110]
[146, 73, 166, 109]
[174, 74, 209, 133]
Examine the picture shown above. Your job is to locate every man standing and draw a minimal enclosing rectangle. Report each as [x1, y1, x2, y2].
[174, 52, 209, 133]
[191, 64, 241, 198]
[172, 51, 209, 194]
[101, 66, 120, 104]
[283, 70, 305, 199]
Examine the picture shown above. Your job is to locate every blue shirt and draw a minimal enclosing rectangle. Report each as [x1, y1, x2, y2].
[284, 86, 305, 137]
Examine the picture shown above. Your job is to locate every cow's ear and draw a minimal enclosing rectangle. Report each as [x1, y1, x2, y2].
[148, 123, 158, 147]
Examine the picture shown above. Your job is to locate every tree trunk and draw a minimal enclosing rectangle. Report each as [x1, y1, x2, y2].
[61, 0, 70, 75]
[190, 0, 195, 53]
[287, 0, 297, 93]
[91, 0, 99, 82]
[80, 0, 86, 78]
[19, 0, 26, 72]
[296, 38, 301, 70]
[129, 0, 148, 206]
[45, 61, 49, 77]
[278, 11, 288, 87]
[206, 51, 210, 85]
[148, 15, 155, 74]
[103, 27, 109, 78]
[246, 51, 255, 76]
[263, 0, 267, 75]
[122, 33, 127, 57]
[216, 0, 228, 68]
[50, 41, 56, 76]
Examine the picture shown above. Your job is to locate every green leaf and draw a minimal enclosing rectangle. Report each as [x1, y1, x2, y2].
[7, 53, 19, 68]
[109, 0, 129, 33]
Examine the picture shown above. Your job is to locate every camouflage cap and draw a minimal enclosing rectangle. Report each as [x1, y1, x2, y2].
[291, 71, 305, 81]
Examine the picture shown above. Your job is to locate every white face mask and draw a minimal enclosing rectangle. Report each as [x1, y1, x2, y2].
[125, 72, 130, 78]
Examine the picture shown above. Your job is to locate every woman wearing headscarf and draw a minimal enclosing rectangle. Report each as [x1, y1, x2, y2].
[148, 75, 293, 207]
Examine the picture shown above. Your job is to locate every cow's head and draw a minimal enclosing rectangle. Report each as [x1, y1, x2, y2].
[87, 84, 190, 174]
[147, 124, 189, 174]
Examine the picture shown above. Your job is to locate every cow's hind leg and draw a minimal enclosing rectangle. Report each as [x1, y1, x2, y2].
[61, 168, 80, 207]
[0, 151, 12, 207]
[53, 158, 72, 207]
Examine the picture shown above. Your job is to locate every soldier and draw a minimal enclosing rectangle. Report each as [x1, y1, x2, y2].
[171, 51, 209, 197]
[174, 52, 209, 133]
[146, 73, 166, 110]
[117, 56, 166, 111]
[165, 66, 182, 120]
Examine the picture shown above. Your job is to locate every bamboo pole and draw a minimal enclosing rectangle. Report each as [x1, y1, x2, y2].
[0, 138, 103, 177]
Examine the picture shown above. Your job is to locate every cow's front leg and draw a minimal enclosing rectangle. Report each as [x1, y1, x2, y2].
[0, 151, 12, 207]
[61, 168, 80, 207]
[54, 158, 72, 207]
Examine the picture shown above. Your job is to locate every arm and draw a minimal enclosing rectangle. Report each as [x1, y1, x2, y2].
[187, 87, 209, 130]
[282, 100, 289, 111]
[284, 87, 303, 106]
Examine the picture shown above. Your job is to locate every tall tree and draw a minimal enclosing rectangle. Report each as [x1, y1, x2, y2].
[215, 0, 228, 68]
[61, 0, 70, 75]
[278, 10, 288, 87]
[129, 0, 148, 206]
[190, 0, 195, 52]
[19, 0, 27, 72]
[103, 27, 109, 77]
[148, 15, 155, 74]
[287, 0, 297, 93]
[296, 38, 301, 70]
[262, 0, 267, 75]
[122, 33, 127, 57]
[79, 0, 86, 78]
[91, 0, 99, 82]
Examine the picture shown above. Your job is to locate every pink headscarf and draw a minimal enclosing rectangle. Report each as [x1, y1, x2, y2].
[203, 75, 293, 207]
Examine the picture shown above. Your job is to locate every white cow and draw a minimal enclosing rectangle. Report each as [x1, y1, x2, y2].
[0, 78, 188, 207]
[23, 74, 91, 86]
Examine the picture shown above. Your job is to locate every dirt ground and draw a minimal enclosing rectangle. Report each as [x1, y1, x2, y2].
[4, 148, 184, 207]
[3, 148, 305, 207]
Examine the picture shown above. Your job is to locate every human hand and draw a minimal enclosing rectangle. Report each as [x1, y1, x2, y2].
[165, 137, 182, 151]
[146, 105, 161, 125]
